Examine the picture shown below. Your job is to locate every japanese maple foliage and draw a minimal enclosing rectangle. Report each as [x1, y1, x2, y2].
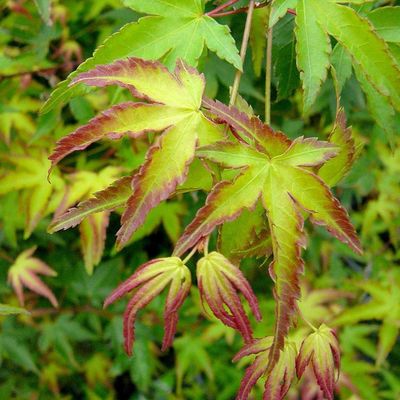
[47, 55, 362, 400]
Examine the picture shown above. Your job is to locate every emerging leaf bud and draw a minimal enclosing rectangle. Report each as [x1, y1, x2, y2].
[296, 324, 340, 400]
[233, 337, 296, 400]
[104, 257, 191, 355]
[196, 251, 261, 343]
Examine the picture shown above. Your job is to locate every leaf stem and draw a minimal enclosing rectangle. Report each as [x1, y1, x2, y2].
[206, 0, 240, 17]
[203, 236, 210, 257]
[265, 26, 273, 124]
[182, 245, 198, 264]
[210, 1, 269, 18]
[229, 0, 256, 106]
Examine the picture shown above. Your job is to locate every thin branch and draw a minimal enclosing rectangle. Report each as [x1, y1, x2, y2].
[206, 0, 240, 16]
[229, 0, 256, 106]
[210, 1, 269, 18]
[265, 26, 273, 124]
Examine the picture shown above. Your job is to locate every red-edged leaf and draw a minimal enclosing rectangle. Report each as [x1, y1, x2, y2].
[197, 252, 261, 343]
[71, 58, 204, 109]
[49, 175, 132, 232]
[80, 212, 110, 275]
[296, 324, 340, 400]
[116, 117, 198, 247]
[49, 102, 191, 168]
[104, 257, 191, 355]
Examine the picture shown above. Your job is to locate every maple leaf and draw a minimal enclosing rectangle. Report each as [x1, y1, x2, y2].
[50, 167, 123, 274]
[0, 149, 65, 238]
[104, 257, 191, 355]
[296, 324, 340, 400]
[49, 57, 224, 248]
[218, 203, 272, 263]
[233, 337, 297, 400]
[318, 108, 358, 187]
[290, 0, 400, 115]
[8, 247, 58, 308]
[196, 251, 261, 343]
[332, 275, 400, 366]
[41, 0, 241, 113]
[174, 100, 361, 372]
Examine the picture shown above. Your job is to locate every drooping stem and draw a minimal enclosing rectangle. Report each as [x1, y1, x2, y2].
[229, 0, 256, 106]
[265, 26, 273, 124]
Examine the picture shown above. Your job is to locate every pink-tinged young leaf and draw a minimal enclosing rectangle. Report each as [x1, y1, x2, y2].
[234, 337, 296, 400]
[49, 175, 132, 232]
[296, 324, 340, 400]
[117, 116, 198, 247]
[196, 252, 261, 343]
[233, 337, 273, 400]
[8, 247, 58, 307]
[318, 108, 358, 186]
[104, 257, 191, 355]
[49, 102, 191, 168]
[71, 58, 204, 109]
[175, 105, 360, 375]
[80, 212, 110, 275]
[264, 342, 297, 400]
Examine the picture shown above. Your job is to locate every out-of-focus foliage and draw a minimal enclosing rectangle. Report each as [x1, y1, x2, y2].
[0, 0, 400, 399]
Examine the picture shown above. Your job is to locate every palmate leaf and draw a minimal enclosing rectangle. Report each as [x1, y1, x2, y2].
[333, 275, 400, 366]
[41, 0, 241, 113]
[318, 108, 358, 187]
[289, 0, 400, 115]
[174, 100, 361, 372]
[8, 247, 58, 308]
[0, 149, 65, 238]
[49, 58, 224, 248]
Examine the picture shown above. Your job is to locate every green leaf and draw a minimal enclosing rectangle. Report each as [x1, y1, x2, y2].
[367, 7, 400, 43]
[41, 0, 241, 113]
[270, 0, 297, 28]
[354, 65, 398, 137]
[0, 304, 29, 316]
[250, 7, 269, 77]
[1, 337, 39, 374]
[273, 16, 300, 100]
[331, 43, 353, 95]
[313, 0, 400, 112]
[295, 0, 331, 113]
[34, 0, 52, 25]
[333, 275, 400, 366]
